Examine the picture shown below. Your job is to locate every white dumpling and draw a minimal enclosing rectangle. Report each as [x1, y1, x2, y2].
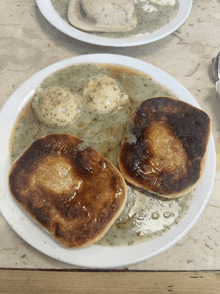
[32, 87, 81, 126]
[67, 0, 137, 32]
[83, 74, 129, 116]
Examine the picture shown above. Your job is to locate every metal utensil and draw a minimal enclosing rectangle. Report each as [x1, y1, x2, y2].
[213, 51, 220, 95]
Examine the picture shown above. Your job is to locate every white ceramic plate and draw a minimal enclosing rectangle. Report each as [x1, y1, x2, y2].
[0, 54, 216, 268]
[36, 0, 193, 47]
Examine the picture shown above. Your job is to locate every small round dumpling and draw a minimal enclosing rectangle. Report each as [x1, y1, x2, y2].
[32, 87, 81, 126]
[83, 74, 129, 116]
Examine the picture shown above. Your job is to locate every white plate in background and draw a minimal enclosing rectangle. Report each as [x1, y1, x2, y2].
[0, 54, 216, 268]
[36, 0, 193, 47]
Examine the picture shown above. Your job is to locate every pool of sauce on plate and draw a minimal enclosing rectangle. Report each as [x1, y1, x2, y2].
[50, 0, 179, 37]
[10, 63, 193, 247]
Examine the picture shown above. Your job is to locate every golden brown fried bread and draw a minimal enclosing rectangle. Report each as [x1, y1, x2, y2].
[118, 97, 211, 198]
[9, 134, 127, 248]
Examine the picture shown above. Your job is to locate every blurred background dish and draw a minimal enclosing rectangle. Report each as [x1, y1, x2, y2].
[36, 0, 193, 47]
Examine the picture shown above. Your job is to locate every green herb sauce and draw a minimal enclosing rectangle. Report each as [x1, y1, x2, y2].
[10, 63, 193, 247]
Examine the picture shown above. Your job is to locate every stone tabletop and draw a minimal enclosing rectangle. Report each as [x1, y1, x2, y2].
[1, 0, 220, 270]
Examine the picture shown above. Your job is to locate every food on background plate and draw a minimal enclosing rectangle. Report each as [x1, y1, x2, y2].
[118, 97, 211, 198]
[49, 0, 180, 37]
[9, 134, 127, 248]
[32, 86, 81, 126]
[150, 0, 176, 5]
[67, 0, 137, 32]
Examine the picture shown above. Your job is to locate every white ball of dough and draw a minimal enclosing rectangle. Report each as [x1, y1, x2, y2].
[33, 87, 80, 126]
[83, 74, 129, 116]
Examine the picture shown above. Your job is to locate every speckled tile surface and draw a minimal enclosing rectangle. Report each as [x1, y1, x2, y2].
[0, 0, 220, 270]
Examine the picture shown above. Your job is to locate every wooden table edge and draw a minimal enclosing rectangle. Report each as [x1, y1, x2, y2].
[0, 269, 220, 293]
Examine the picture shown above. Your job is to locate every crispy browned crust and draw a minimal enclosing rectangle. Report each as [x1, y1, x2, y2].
[9, 134, 127, 248]
[118, 97, 211, 198]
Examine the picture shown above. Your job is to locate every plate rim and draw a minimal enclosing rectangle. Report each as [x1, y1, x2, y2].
[0, 54, 216, 268]
[36, 0, 193, 47]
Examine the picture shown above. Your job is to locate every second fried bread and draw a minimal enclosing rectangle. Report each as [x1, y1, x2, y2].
[118, 97, 211, 198]
[9, 134, 127, 248]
